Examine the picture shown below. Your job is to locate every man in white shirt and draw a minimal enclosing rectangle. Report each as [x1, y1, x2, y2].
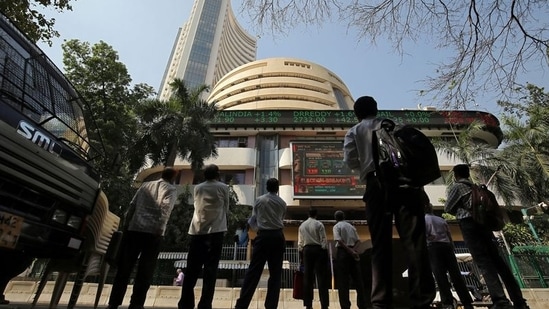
[178, 164, 229, 309]
[333, 210, 367, 309]
[298, 208, 329, 309]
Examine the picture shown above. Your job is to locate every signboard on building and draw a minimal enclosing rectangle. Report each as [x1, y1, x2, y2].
[291, 141, 363, 199]
[211, 110, 500, 128]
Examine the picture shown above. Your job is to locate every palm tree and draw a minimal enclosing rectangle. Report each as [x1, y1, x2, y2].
[498, 85, 549, 207]
[136, 78, 218, 171]
[433, 120, 517, 206]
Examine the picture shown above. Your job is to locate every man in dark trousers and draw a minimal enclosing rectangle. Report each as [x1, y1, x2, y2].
[333, 210, 367, 309]
[424, 199, 473, 309]
[234, 178, 287, 309]
[343, 96, 435, 309]
[298, 208, 330, 309]
[107, 167, 178, 309]
[178, 164, 229, 309]
[445, 164, 530, 309]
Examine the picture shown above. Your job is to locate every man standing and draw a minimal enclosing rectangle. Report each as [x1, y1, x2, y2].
[424, 200, 473, 309]
[234, 178, 287, 309]
[333, 210, 367, 309]
[178, 164, 229, 309]
[343, 96, 435, 309]
[107, 167, 178, 309]
[298, 208, 330, 309]
[445, 164, 530, 309]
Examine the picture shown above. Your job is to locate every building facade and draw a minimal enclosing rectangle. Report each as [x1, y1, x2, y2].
[137, 57, 504, 244]
[158, 0, 257, 101]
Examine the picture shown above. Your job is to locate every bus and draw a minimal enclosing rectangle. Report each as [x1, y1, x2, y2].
[0, 12, 104, 268]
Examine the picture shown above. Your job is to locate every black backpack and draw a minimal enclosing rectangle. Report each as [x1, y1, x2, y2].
[372, 119, 441, 188]
[467, 182, 505, 231]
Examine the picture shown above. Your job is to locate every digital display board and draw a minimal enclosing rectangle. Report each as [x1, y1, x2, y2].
[291, 141, 363, 199]
[211, 110, 500, 128]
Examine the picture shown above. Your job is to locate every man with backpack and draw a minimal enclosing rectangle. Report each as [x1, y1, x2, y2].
[445, 164, 530, 309]
[343, 96, 435, 309]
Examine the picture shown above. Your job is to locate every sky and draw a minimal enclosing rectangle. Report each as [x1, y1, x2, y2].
[36, 0, 548, 114]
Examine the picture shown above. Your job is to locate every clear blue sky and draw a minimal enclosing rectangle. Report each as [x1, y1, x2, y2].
[37, 0, 547, 114]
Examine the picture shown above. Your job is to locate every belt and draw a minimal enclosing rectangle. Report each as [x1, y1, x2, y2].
[257, 229, 282, 234]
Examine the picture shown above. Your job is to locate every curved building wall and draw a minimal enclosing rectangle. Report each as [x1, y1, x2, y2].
[208, 58, 354, 110]
[158, 0, 257, 101]
[212, 4, 257, 87]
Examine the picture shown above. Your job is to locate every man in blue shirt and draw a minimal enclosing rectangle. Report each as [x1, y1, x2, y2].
[234, 178, 287, 309]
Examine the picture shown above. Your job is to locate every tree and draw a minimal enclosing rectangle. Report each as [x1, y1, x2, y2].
[0, 0, 74, 45]
[241, 1, 549, 108]
[498, 84, 549, 207]
[62, 39, 155, 216]
[136, 78, 218, 171]
[503, 223, 537, 248]
[224, 184, 253, 245]
[433, 121, 518, 206]
[162, 184, 251, 251]
[162, 186, 195, 251]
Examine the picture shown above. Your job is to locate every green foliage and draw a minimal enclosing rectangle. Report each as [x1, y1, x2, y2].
[61, 39, 155, 216]
[161, 184, 252, 251]
[0, 0, 73, 45]
[136, 78, 218, 171]
[503, 223, 537, 248]
[441, 213, 456, 221]
[162, 186, 194, 251]
[225, 184, 252, 244]
[497, 84, 549, 207]
[431, 121, 517, 206]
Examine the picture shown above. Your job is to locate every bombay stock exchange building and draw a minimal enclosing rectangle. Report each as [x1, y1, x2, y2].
[138, 54, 504, 244]
[137, 0, 503, 244]
[157, 0, 257, 101]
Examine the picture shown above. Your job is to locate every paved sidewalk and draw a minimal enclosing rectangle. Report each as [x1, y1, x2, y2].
[4, 281, 549, 309]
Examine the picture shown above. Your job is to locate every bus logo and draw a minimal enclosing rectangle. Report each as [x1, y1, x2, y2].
[16, 121, 61, 155]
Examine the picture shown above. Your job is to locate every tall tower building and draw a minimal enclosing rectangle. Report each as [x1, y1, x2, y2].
[158, 0, 257, 101]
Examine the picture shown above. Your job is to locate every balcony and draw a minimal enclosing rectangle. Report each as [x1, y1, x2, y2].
[174, 147, 256, 169]
[279, 148, 292, 169]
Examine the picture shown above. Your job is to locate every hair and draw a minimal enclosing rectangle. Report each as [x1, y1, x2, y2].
[203, 164, 220, 180]
[266, 178, 279, 193]
[453, 164, 470, 179]
[162, 167, 177, 181]
[353, 96, 378, 120]
[334, 210, 345, 221]
[308, 207, 318, 218]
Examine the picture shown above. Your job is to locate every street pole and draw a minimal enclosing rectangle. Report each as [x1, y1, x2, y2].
[521, 208, 542, 243]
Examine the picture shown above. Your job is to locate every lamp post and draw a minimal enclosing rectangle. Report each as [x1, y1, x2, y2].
[519, 202, 549, 288]
[521, 202, 549, 243]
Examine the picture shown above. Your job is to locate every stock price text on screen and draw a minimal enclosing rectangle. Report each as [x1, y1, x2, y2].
[211, 110, 499, 127]
[291, 141, 363, 199]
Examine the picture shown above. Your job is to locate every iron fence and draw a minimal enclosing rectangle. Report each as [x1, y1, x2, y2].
[24, 242, 549, 291]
